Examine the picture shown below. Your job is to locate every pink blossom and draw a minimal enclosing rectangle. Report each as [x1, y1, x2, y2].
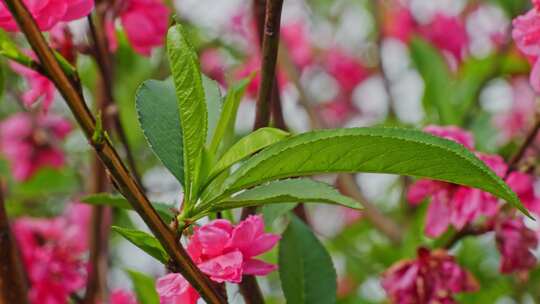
[420, 14, 469, 62]
[324, 48, 368, 92]
[506, 172, 540, 215]
[318, 98, 356, 128]
[423, 124, 475, 149]
[383, 5, 415, 42]
[535, 0, 540, 11]
[281, 22, 313, 69]
[13, 203, 90, 304]
[512, 9, 540, 92]
[382, 248, 479, 304]
[110, 289, 138, 304]
[188, 215, 280, 279]
[118, 0, 170, 56]
[409, 125, 540, 237]
[0, 113, 71, 181]
[156, 215, 279, 303]
[0, 0, 94, 32]
[493, 78, 537, 142]
[496, 217, 538, 273]
[10, 55, 56, 112]
[156, 273, 200, 304]
[201, 49, 226, 85]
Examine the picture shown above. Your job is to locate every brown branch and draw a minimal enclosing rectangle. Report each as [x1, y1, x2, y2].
[252, 0, 284, 130]
[336, 174, 403, 244]
[83, 15, 112, 301]
[239, 1, 284, 303]
[0, 180, 29, 304]
[87, 14, 144, 187]
[442, 224, 493, 249]
[1, 1, 225, 302]
[507, 117, 540, 174]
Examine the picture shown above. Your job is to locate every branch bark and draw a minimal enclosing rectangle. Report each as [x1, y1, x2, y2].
[1, 1, 225, 302]
[0, 180, 29, 304]
[239, 0, 284, 303]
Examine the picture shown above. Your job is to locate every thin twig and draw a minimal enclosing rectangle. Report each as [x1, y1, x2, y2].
[252, 0, 284, 130]
[0, 180, 29, 303]
[83, 15, 112, 302]
[239, 0, 284, 303]
[87, 15, 144, 187]
[507, 118, 540, 175]
[1, 1, 226, 302]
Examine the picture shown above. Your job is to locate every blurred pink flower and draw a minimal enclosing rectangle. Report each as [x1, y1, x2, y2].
[382, 247, 479, 304]
[110, 289, 138, 304]
[383, 5, 415, 42]
[496, 217, 538, 273]
[201, 48, 226, 84]
[493, 78, 537, 142]
[10, 54, 56, 112]
[506, 172, 540, 215]
[0, 113, 71, 181]
[423, 124, 475, 149]
[156, 215, 279, 302]
[13, 202, 90, 304]
[281, 22, 313, 69]
[0, 0, 93, 32]
[420, 14, 469, 62]
[119, 0, 169, 56]
[535, 0, 540, 11]
[318, 98, 356, 128]
[324, 48, 368, 93]
[409, 125, 540, 237]
[512, 9, 540, 92]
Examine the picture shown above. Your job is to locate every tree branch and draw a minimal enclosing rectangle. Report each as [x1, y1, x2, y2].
[239, 0, 284, 303]
[507, 117, 540, 174]
[1, 1, 225, 302]
[252, 0, 284, 130]
[87, 14, 144, 187]
[0, 180, 29, 304]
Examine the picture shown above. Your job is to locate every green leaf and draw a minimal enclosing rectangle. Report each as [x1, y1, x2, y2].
[279, 216, 337, 304]
[205, 127, 529, 216]
[136, 79, 184, 185]
[0, 30, 33, 67]
[112, 226, 169, 264]
[203, 75, 222, 144]
[201, 179, 361, 215]
[82, 193, 174, 223]
[126, 269, 160, 304]
[208, 127, 290, 180]
[409, 37, 457, 124]
[168, 24, 207, 203]
[208, 76, 253, 156]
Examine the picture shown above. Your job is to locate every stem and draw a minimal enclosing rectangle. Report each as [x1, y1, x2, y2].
[252, 0, 284, 130]
[0, 180, 29, 304]
[2, 1, 225, 302]
[84, 15, 112, 301]
[442, 224, 493, 249]
[239, 1, 284, 303]
[336, 174, 403, 244]
[507, 118, 540, 174]
[87, 14, 144, 187]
